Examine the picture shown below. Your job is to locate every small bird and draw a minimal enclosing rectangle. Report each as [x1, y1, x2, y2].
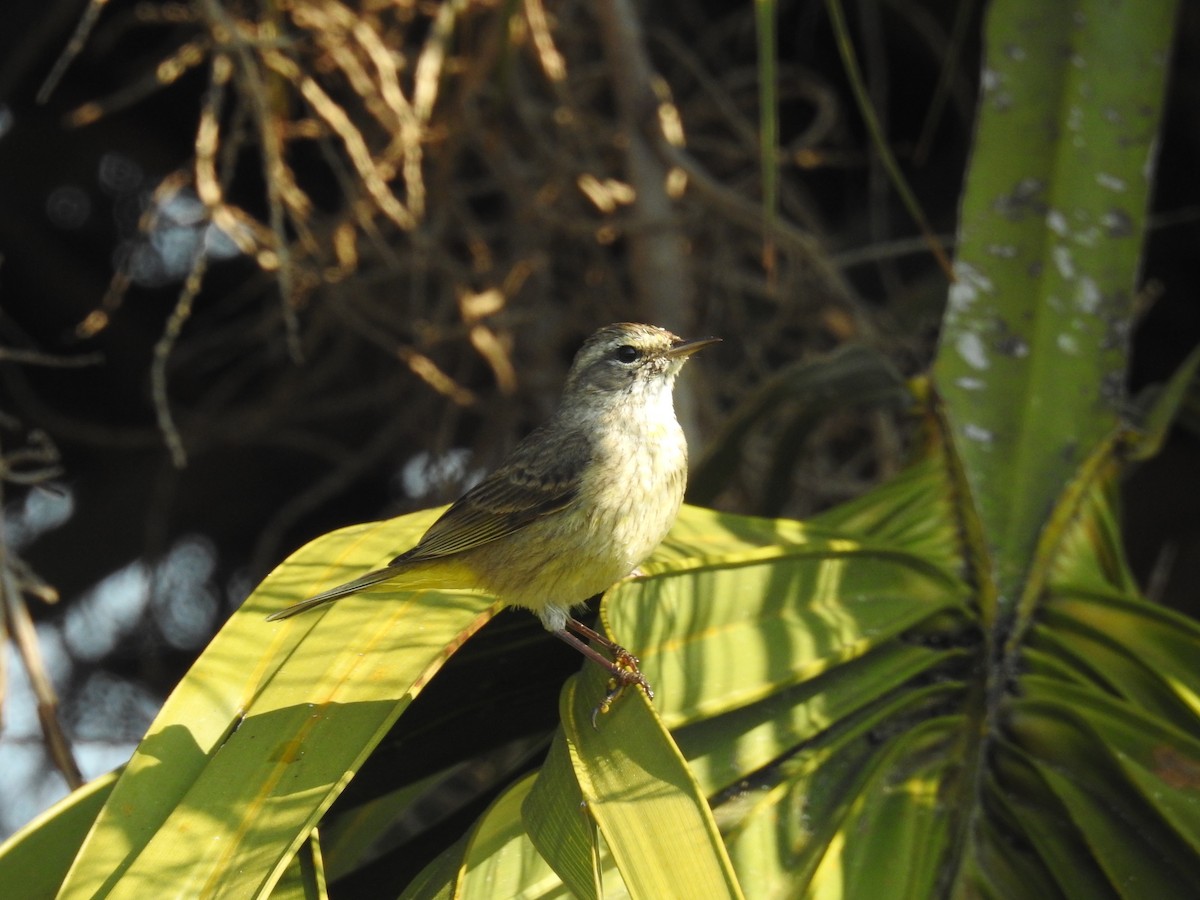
[268, 323, 718, 699]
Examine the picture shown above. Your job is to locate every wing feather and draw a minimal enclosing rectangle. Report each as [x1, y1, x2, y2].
[391, 425, 589, 563]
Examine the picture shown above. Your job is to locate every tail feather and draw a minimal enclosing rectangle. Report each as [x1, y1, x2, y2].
[266, 567, 398, 621]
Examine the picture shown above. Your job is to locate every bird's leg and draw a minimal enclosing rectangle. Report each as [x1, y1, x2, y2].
[554, 619, 654, 726]
[565, 618, 641, 669]
[553, 625, 651, 693]
[565, 618, 653, 698]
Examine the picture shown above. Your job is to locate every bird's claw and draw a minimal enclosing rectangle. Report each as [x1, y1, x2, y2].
[590, 656, 654, 728]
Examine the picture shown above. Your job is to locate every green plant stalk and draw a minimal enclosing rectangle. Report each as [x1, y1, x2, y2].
[933, 0, 1178, 626]
[932, 0, 1180, 893]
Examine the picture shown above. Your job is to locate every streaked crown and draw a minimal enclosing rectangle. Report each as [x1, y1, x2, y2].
[561, 323, 718, 399]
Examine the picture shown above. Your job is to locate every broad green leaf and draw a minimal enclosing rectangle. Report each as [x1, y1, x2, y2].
[321, 764, 476, 883]
[1017, 677, 1200, 853]
[808, 452, 963, 573]
[55, 508, 499, 899]
[270, 832, 327, 900]
[412, 770, 631, 900]
[457, 774, 572, 900]
[619, 557, 964, 726]
[1024, 624, 1200, 727]
[561, 667, 744, 900]
[819, 717, 958, 898]
[523, 729, 601, 900]
[721, 683, 964, 898]
[1012, 746, 1193, 897]
[523, 659, 749, 900]
[932, 0, 1178, 619]
[1009, 683, 1200, 894]
[318, 731, 548, 883]
[1044, 592, 1200, 717]
[1045, 475, 1138, 598]
[612, 504, 968, 729]
[398, 835, 466, 900]
[676, 641, 961, 794]
[988, 744, 1115, 900]
[1017, 645, 1095, 690]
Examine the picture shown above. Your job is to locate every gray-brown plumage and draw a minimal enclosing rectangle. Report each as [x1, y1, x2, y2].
[267, 323, 717, 692]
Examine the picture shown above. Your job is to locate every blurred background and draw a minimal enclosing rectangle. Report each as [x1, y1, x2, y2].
[1, 0, 1198, 838]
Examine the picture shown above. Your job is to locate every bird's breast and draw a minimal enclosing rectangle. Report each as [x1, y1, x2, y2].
[580, 411, 688, 565]
[463, 405, 688, 613]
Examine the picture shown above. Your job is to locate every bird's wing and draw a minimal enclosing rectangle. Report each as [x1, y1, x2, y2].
[393, 425, 589, 563]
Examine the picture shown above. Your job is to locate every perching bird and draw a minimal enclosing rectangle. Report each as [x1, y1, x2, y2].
[267, 322, 717, 696]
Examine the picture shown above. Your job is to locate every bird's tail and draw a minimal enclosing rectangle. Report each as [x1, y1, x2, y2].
[266, 567, 398, 621]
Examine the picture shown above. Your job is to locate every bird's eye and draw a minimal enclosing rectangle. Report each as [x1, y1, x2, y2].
[614, 345, 640, 363]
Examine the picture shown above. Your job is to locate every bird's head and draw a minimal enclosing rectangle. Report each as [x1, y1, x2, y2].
[561, 323, 719, 406]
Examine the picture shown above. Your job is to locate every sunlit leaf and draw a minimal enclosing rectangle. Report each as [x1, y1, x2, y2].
[54, 509, 499, 899]
[559, 668, 744, 900]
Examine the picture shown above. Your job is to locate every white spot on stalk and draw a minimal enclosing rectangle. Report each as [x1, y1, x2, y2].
[1046, 210, 1069, 236]
[963, 423, 995, 445]
[957, 332, 990, 371]
[1076, 277, 1101, 314]
[1053, 246, 1075, 279]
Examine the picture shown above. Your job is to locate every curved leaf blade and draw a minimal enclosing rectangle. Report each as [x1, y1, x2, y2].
[561, 668, 745, 900]
[55, 509, 497, 899]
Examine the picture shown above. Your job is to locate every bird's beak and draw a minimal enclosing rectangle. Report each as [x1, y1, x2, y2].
[667, 336, 721, 359]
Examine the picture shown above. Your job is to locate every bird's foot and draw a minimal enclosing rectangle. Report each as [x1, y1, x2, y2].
[591, 650, 653, 728]
[556, 617, 655, 726]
